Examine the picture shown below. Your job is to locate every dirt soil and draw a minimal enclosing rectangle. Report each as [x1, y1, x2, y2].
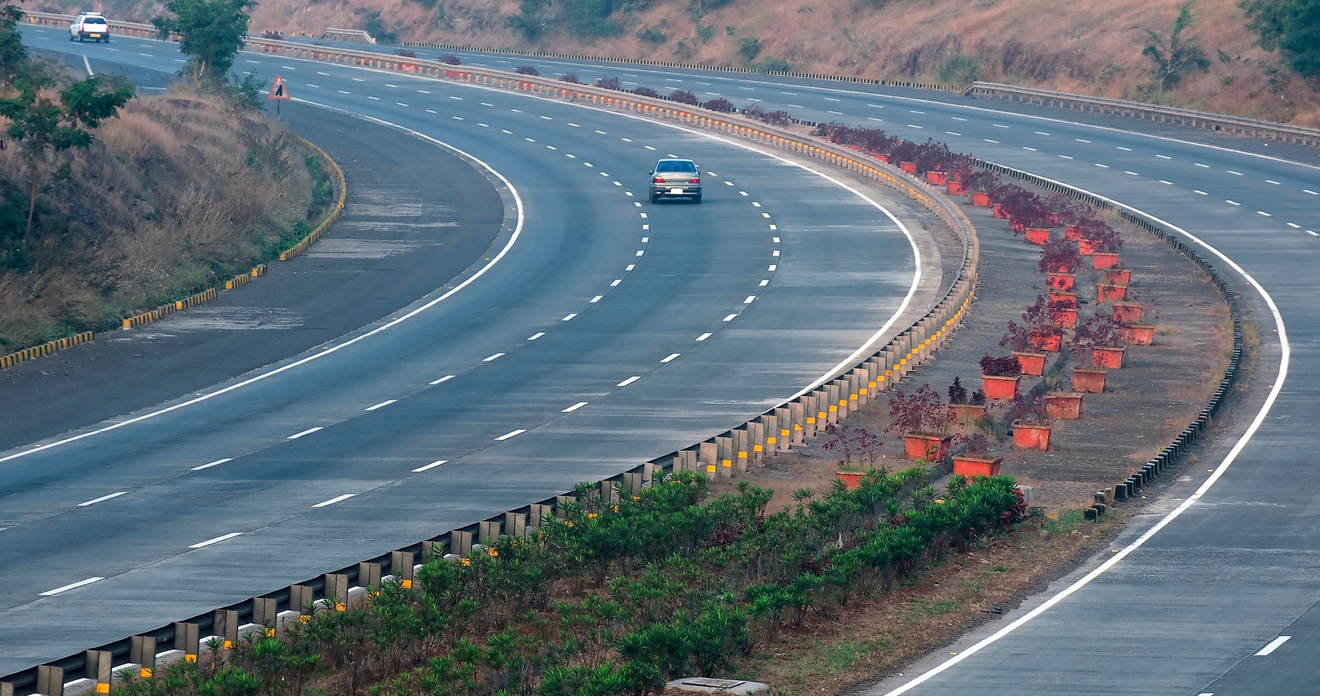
[700, 185, 1235, 694]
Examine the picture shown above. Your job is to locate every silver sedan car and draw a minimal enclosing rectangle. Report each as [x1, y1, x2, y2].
[648, 159, 702, 203]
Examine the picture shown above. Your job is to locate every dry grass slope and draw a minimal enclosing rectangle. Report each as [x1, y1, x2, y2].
[0, 85, 316, 351]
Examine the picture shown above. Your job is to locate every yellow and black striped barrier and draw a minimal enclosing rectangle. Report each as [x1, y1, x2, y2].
[0, 331, 94, 369]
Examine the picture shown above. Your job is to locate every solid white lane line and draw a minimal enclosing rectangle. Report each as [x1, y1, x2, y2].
[192, 458, 233, 471]
[78, 492, 126, 507]
[430, 375, 455, 385]
[312, 494, 355, 508]
[190, 532, 242, 549]
[40, 577, 104, 596]
[365, 400, 396, 411]
[562, 402, 588, 413]
[527, 332, 545, 340]
[1256, 636, 1291, 656]
[617, 376, 641, 387]
[483, 353, 505, 361]
[696, 333, 712, 341]
[412, 460, 447, 472]
[661, 353, 681, 363]
[288, 427, 322, 440]
[495, 429, 525, 441]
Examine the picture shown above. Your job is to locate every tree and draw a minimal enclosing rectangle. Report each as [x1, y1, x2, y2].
[0, 71, 134, 236]
[1241, 0, 1320, 79]
[151, 0, 256, 84]
[0, 1, 26, 94]
[1142, 1, 1210, 100]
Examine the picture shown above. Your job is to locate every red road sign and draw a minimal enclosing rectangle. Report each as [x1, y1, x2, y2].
[268, 74, 291, 101]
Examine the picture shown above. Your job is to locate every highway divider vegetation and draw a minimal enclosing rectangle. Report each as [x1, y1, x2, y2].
[113, 471, 1026, 695]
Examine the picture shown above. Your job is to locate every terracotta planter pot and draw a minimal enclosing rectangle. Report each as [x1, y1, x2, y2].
[1122, 323, 1156, 346]
[835, 470, 864, 490]
[1047, 272, 1075, 291]
[1012, 351, 1048, 377]
[872, 153, 890, 163]
[1024, 227, 1050, 245]
[926, 170, 948, 185]
[1045, 392, 1084, 420]
[981, 374, 1021, 401]
[993, 203, 1009, 219]
[952, 456, 1003, 478]
[951, 404, 988, 427]
[1072, 367, 1107, 393]
[899, 161, 918, 174]
[1112, 302, 1143, 323]
[947, 181, 967, 195]
[1048, 290, 1078, 305]
[1012, 421, 1052, 451]
[1030, 330, 1063, 353]
[1050, 307, 1079, 329]
[972, 191, 992, 207]
[1092, 345, 1127, 369]
[1077, 237, 1098, 255]
[1065, 224, 1081, 241]
[1097, 283, 1128, 303]
[1009, 220, 1027, 234]
[1093, 251, 1120, 269]
[903, 433, 953, 462]
[1103, 268, 1131, 285]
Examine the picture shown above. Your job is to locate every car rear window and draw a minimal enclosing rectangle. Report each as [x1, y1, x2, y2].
[657, 161, 695, 172]
[85, 18, 106, 25]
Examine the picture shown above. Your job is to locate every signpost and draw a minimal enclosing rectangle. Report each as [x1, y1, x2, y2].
[268, 74, 290, 117]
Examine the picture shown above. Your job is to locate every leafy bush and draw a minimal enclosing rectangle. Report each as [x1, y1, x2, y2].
[637, 26, 666, 43]
[595, 76, 622, 90]
[937, 53, 981, 85]
[395, 48, 416, 58]
[887, 383, 953, 436]
[633, 86, 660, 98]
[515, 65, 540, 75]
[1039, 238, 1082, 274]
[669, 88, 699, 104]
[438, 53, 462, 65]
[560, 72, 581, 83]
[947, 376, 969, 405]
[737, 37, 761, 61]
[754, 58, 791, 73]
[1000, 296, 1063, 352]
[703, 97, 733, 112]
[980, 354, 1023, 377]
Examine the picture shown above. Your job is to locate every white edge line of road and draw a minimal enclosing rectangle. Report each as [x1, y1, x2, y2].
[883, 170, 1289, 695]
[0, 104, 527, 464]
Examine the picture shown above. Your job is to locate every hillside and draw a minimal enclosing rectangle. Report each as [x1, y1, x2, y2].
[73, 0, 1317, 126]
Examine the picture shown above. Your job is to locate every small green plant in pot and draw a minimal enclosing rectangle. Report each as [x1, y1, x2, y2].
[886, 383, 955, 462]
[952, 432, 1002, 477]
[822, 423, 885, 489]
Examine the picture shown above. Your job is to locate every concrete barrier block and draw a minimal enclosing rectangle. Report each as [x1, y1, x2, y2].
[698, 441, 717, 474]
[716, 435, 733, 476]
[85, 649, 111, 694]
[529, 504, 554, 527]
[479, 520, 502, 543]
[749, 421, 764, 466]
[451, 530, 474, 557]
[37, 665, 63, 696]
[325, 574, 348, 610]
[504, 511, 528, 538]
[252, 598, 278, 636]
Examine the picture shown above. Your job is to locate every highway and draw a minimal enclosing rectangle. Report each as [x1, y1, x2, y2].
[0, 26, 939, 677]
[6, 24, 1320, 695]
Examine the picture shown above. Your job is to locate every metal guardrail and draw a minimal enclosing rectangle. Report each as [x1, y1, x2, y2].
[963, 81, 1320, 148]
[1, 26, 985, 695]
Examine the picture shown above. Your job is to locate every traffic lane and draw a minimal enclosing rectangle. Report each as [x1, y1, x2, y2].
[0, 103, 508, 453]
[1200, 598, 1320, 695]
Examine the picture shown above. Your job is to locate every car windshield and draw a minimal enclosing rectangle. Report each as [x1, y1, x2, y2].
[656, 161, 695, 173]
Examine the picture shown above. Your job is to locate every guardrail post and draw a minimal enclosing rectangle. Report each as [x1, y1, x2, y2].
[390, 550, 416, 588]
[324, 574, 348, 610]
[86, 649, 111, 694]
[2, 679, 13, 696]
[677, 448, 697, 473]
[451, 530, 474, 557]
[215, 608, 239, 648]
[748, 420, 764, 466]
[716, 435, 734, 476]
[698, 441, 717, 474]
[36, 665, 62, 696]
[130, 635, 156, 678]
[774, 407, 792, 451]
[730, 429, 748, 473]
[856, 367, 871, 407]
[173, 621, 199, 662]
[478, 520, 502, 543]
[622, 472, 644, 495]
[761, 414, 777, 458]
[826, 382, 841, 423]
[289, 585, 314, 621]
[789, 401, 805, 445]
[252, 598, 277, 635]
[358, 561, 382, 590]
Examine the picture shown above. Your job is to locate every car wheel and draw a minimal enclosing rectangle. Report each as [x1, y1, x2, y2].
[693, 194, 702, 204]
[103, 36, 109, 42]
[77, 34, 84, 42]
[649, 192, 658, 204]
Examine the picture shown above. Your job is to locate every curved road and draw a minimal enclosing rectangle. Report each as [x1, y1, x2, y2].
[0, 27, 945, 677]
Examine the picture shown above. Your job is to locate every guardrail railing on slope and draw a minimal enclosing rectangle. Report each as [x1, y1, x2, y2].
[0, 31, 985, 695]
[963, 81, 1320, 148]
